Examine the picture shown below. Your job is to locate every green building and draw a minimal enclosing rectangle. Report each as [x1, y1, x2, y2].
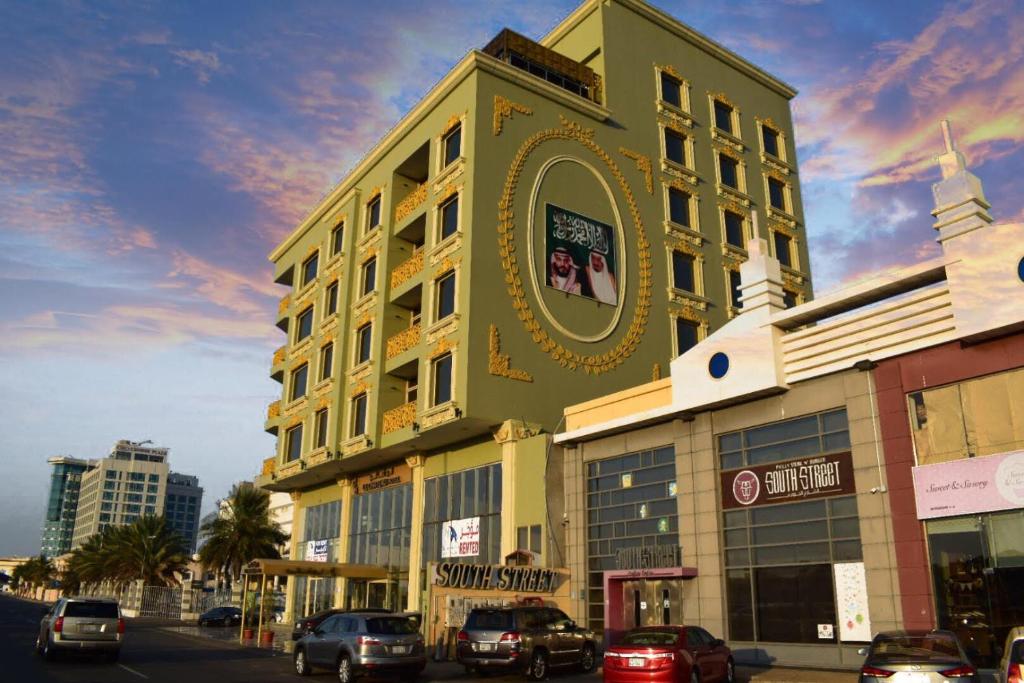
[40, 456, 91, 558]
[258, 0, 812, 631]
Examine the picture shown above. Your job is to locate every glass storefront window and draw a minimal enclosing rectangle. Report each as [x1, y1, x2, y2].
[909, 367, 1024, 465]
[294, 500, 342, 616]
[348, 483, 412, 611]
[422, 463, 502, 566]
[720, 409, 861, 645]
[927, 510, 1024, 668]
[585, 446, 677, 632]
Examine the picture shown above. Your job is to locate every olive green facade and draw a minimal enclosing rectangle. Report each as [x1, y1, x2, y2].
[260, 0, 812, 621]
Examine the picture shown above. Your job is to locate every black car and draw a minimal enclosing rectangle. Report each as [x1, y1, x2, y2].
[457, 606, 596, 680]
[198, 606, 242, 627]
[292, 607, 392, 641]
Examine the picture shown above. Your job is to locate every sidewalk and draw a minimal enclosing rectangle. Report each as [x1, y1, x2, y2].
[738, 664, 857, 682]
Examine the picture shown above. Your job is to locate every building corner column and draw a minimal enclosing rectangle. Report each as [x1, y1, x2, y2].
[335, 477, 354, 609]
[406, 454, 426, 611]
[283, 490, 303, 623]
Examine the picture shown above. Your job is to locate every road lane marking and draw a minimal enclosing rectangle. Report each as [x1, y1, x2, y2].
[118, 664, 149, 679]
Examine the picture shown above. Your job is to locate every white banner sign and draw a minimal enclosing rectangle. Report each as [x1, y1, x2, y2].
[441, 517, 480, 558]
[834, 561, 872, 642]
[306, 539, 329, 563]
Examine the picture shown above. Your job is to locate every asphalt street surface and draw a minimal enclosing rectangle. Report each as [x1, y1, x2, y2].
[0, 594, 603, 683]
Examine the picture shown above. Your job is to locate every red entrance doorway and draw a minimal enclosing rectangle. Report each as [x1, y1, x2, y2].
[603, 566, 697, 645]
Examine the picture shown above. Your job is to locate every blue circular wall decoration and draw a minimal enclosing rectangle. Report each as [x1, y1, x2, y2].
[1018, 256, 1024, 283]
[709, 352, 730, 379]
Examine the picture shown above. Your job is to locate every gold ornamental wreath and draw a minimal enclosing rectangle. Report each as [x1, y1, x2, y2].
[497, 116, 652, 374]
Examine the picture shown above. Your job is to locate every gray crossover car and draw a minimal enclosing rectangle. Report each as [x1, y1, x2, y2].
[456, 606, 597, 680]
[293, 612, 425, 682]
[36, 597, 124, 661]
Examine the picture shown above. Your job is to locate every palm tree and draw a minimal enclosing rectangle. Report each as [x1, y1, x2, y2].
[64, 516, 188, 593]
[12, 555, 55, 595]
[199, 485, 288, 588]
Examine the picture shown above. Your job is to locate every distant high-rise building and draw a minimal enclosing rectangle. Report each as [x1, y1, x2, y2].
[71, 440, 170, 549]
[40, 456, 92, 557]
[164, 472, 204, 553]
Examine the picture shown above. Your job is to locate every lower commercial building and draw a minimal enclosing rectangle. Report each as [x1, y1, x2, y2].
[164, 473, 203, 554]
[555, 125, 1023, 668]
[39, 456, 91, 557]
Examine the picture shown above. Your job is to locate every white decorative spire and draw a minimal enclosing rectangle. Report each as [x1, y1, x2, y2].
[737, 237, 785, 320]
[931, 119, 992, 242]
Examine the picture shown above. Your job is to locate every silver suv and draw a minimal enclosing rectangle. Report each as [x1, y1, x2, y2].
[457, 606, 597, 680]
[293, 612, 425, 682]
[37, 597, 124, 661]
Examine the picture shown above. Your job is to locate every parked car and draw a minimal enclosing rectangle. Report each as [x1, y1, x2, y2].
[291, 607, 392, 641]
[198, 606, 242, 627]
[604, 625, 734, 683]
[857, 630, 980, 682]
[1000, 626, 1024, 683]
[36, 596, 124, 662]
[456, 606, 597, 680]
[292, 612, 425, 682]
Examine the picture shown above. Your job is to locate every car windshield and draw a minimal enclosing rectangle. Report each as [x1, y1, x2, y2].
[1012, 640, 1024, 664]
[366, 617, 418, 635]
[466, 610, 514, 631]
[621, 630, 679, 646]
[64, 602, 118, 618]
[871, 634, 961, 662]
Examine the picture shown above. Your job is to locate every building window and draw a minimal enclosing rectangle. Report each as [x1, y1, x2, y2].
[361, 257, 377, 296]
[660, 71, 682, 108]
[314, 408, 328, 449]
[714, 99, 734, 134]
[585, 446, 677, 632]
[301, 500, 341, 560]
[435, 271, 456, 321]
[319, 342, 334, 381]
[783, 289, 798, 309]
[664, 129, 687, 167]
[439, 195, 459, 241]
[290, 363, 309, 401]
[773, 231, 793, 268]
[729, 270, 743, 309]
[668, 186, 691, 227]
[724, 211, 746, 249]
[349, 482, 413, 589]
[285, 423, 303, 461]
[366, 196, 381, 232]
[432, 352, 453, 406]
[719, 154, 739, 189]
[296, 306, 314, 342]
[762, 125, 780, 158]
[675, 317, 699, 355]
[422, 463, 503, 565]
[768, 177, 787, 211]
[301, 252, 319, 287]
[908, 367, 1024, 465]
[330, 222, 344, 256]
[355, 324, 372, 365]
[326, 281, 339, 315]
[671, 251, 695, 292]
[351, 393, 368, 436]
[405, 378, 418, 404]
[516, 525, 543, 554]
[443, 123, 462, 168]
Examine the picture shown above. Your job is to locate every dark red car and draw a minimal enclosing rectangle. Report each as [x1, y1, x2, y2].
[603, 625, 735, 683]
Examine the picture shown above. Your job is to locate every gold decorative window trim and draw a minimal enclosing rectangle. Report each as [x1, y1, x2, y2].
[277, 459, 303, 479]
[427, 335, 456, 359]
[666, 242, 706, 301]
[394, 183, 427, 224]
[488, 325, 533, 382]
[306, 447, 332, 469]
[382, 401, 417, 435]
[433, 159, 464, 194]
[425, 313, 459, 344]
[657, 107, 695, 131]
[654, 63, 692, 115]
[331, 211, 347, 227]
[390, 249, 424, 290]
[497, 116, 652, 374]
[349, 379, 370, 399]
[352, 309, 374, 330]
[432, 254, 461, 279]
[385, 323, 421, 360]
[284, 395, 309, 417]
[493, 95, 532, 136]
[342, 434, 372, 456]
[352, 291, 376, 319]
[755, 116, 791, 168]
[366, 186, 383, 203]
[782, 268, 807, 288]
[620, 148, 653, 194]
[652, 363, 662, 381]
[357, 225, 382, 254]
[420, 402, 458, 431]
[313, 380, 333, 400]
[429, 232, 462, 266]
[767, 218, 797, 239]
[435, 183, 459, 206]
[441, 112, 463, 137]
[289, 336, 314, 360]
[707, 91, 742, 146]
[346, 360, 373, 382]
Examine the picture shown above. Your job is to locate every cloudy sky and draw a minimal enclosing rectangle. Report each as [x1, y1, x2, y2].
[1, 0, 1021, 556]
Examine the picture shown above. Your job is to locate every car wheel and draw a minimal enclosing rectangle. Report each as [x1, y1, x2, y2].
[527, 650, 548, 681]
[337, 655, 354, 683]
[222, 616, 232, 627]
[41, 635, 54, 662]
[690, 668, 701, 683]
[725, 658, 735, 683]
[294, 648, 311, 676]
[579, 644, 596, 672]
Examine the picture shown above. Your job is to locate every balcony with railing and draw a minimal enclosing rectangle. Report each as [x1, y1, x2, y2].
[390, 248, 424, 291]
[276, 294, 290, 331]
[382, 401, 416, 435]
[386, 323, 421, 362]
[394, 183, 427, 225]
[265, 400, 281, 434]
[271, 346, 286, 381]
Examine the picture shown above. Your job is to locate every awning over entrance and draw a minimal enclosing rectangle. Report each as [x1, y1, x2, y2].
[242, 558, 389, 579]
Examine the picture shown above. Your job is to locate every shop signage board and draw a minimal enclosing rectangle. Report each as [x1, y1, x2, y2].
[834, 561, 872, 642]
[441, 516, 480, 558]
[306, 539, 329, 563]
[720, 452, 855, 509]
[354, 462, 411, 495]
[912, 449, 1024, 519]
[615, 545, 682, 571]
[432, 561, 559, 593]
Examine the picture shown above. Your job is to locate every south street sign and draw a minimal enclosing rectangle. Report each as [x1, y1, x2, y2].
[615, 545, 682, 571]
[433, 562, 559, 593]
[721, 451, 855, 509]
